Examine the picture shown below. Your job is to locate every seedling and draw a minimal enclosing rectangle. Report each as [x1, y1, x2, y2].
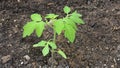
[22, 6, 84, 62]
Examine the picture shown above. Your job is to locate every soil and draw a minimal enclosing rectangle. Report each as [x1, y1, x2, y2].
[0, 0, 120, 68]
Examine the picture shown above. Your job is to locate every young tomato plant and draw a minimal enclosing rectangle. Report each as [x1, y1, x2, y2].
[22, 6, 84, 59]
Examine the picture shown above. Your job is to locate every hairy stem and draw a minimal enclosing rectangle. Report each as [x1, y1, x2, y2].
[53, 30, 56, 43]
[51, 29, 56, 68]
[51, 50, 54, 68]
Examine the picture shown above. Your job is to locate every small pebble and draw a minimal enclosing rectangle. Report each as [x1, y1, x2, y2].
[111, 65, 114, 68]
[23, 55, 30, 61]
[103, 64, 107, 66]
[117, 11, 120, 15]
[105, 47, 109, 50]
[21, 62, 24, 65]
[1, 19, 4, 21]
[17, 0, 20, 2]
[117, 58, 120, 61]
[117, 45, 120, 50]
[7, 44, 12, 47]
[14, 20, 17, 22]
[39, 66, 42, 68]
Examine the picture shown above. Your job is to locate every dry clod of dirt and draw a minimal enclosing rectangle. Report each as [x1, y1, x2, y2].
[1, 55, 12, 64]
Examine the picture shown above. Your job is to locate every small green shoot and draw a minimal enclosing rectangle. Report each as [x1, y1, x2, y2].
[23, 6, 85, 60]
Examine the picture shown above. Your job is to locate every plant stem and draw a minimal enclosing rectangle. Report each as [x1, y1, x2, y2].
[51, 50, 54, 68]
[53, 30, 56, 43]
[51, 29, 56, 68]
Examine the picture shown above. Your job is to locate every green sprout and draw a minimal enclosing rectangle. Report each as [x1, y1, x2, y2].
[22, 6, 84, 60]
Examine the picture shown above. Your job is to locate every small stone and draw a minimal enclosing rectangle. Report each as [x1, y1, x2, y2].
[21, 62, 24, 65]
[39, 66, 42, 68]
[117, 58, 120, 61]
[111, 65, 114, 68]
[7, 44, 12, 47]
[17, 0, 21, 2]
[105, 47, 109, 50]
[117, 45, 120, 50]
[23, 55, 30, 61]
[14, 20, 17, 22]
[103, 64, 107, 67]
[117, 11, 120, 15]
[1, 55, 11, 63]
[47, 3, 54, 5]
[1, 19, 4, 21]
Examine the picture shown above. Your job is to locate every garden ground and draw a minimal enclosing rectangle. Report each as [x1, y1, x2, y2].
[0, 0, 120, 68]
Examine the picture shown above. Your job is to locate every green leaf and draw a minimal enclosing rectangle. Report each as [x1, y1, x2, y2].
[33, 44, 40, 47]
[71, 11, 82, 17]
[63, 18, 77, 30]
[33, 41, 47, 47]
[57, 50, 67, 59]
[64, 24, 76, 43]
[48, 42, 57, 49]
[45, 14, 59, 19]
[35, 21, 45, 37]
[23, 22, 36, 38]
[31, 13, 42, 21]
[70, 15, 85, 24]
[42, 45, 49, 56]
[38, 41, 47, 46]
[63, 6, 71, 14]
[54, 19, 64, 35]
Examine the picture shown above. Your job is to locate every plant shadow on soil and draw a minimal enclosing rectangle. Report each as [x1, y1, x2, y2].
[0, 0, 120, 68]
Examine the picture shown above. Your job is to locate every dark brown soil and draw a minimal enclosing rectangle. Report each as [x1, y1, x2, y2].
[0, 0, 120, 68]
